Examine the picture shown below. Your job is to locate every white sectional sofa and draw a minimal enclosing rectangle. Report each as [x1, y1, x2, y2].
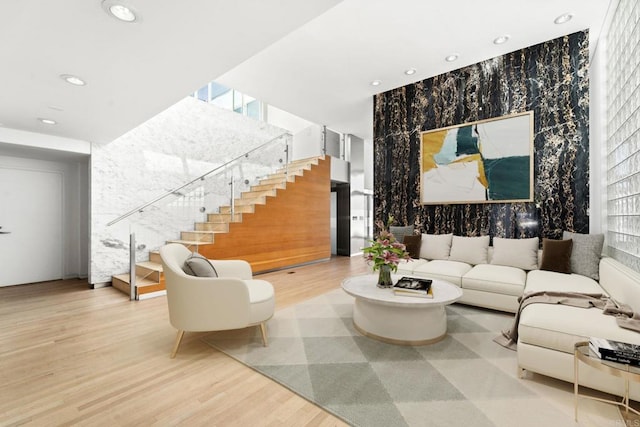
[395, 232, 640, 400]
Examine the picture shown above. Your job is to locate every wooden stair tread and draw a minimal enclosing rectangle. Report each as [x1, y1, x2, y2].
[167, 239, 214, 245]
[113, 274, 158, 287]
[136, 261, 163, 272]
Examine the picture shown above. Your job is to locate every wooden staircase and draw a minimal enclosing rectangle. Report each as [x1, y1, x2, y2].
[111, 156, 325, 299]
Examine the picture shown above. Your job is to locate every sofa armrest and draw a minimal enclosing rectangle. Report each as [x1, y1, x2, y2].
[209, 259, 253, 280]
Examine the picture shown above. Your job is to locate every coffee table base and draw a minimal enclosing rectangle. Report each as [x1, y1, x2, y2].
[352, 298, 447, 346]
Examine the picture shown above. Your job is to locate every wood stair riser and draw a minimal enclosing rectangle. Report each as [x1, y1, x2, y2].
[266, 170, 304, 180]
[166, 240, 213, 250]
[234, 196, 266, 207]
[219, 205, 254, 214]
[194, 222, 229, 232]
[259, 176, 295, 186]
[112, 274, 166, 297]
[207, 213, 242, 223]
[241, 189, 277, 199]
[135, 265, 161, 283]
[180, 231, 215, 243]
[250, 182, 286, 192]
[149, 251, 162, 264]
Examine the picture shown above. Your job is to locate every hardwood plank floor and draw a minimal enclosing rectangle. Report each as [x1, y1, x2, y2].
[0, 256, 369, 427]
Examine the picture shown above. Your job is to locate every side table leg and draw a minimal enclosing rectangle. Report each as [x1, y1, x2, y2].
[625, 378, 629, 414]
[574, 349, 579, 421]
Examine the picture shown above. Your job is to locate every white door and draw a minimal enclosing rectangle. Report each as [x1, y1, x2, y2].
[0, 167, 63, 286]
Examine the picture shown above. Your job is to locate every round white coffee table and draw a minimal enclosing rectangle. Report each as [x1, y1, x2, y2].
[341, 274, 463, 345]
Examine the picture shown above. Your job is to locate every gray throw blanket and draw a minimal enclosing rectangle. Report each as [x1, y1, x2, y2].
[494, 291, 640, 351]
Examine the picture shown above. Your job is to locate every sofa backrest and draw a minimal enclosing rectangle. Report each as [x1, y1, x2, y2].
[599, 257, 640, 311]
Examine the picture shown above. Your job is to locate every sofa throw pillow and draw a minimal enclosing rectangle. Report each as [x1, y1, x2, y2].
[562, 231, 605, 280]
[448, 235, 490, 265]
[402, 234, 422, 259]
[490, 237, 539, 270]
[183, 252, 218, 277]
[419, 233, 453, 260]
[540, 238, 573, 274]
[390, 225, 414, 240]
[449, 236, 489, 265]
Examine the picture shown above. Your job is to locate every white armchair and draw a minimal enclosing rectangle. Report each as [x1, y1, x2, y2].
[159, 243, 275, 358]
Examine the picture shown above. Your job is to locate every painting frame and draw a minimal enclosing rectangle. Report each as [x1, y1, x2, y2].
[419, 111, 534, 205]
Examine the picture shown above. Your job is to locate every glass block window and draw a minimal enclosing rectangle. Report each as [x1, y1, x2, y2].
[606, 0, 640, 270]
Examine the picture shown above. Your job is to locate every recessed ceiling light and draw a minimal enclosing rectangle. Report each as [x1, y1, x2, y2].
[39, 118, 57, 125]
[445, 54, 459, 62]
[493, 35, 510, 45]
[554, 13, 573, 24]
[404, 68, 417, 76]
[102, 0, 139, 22]
[60, 74, 86, 86]
[48, 105, 64, 111]
[371, 80, 381, 86]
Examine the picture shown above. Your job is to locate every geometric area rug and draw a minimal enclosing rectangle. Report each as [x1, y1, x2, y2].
[202, 289, 624, 427]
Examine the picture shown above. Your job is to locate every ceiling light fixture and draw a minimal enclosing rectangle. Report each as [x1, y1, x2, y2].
[102, 0, 139, 22]
[493, 35, 510, 45]
[554, 13, 573, 24]
[445, 54, 459, 62]
[404, 68, 417, 76]
[39, 118, 57, 125]
[60, 74, 86, 86]
[48, 105, 64, 111]
[371, 80, 381, 86]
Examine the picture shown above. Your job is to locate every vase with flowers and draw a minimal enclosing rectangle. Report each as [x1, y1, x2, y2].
[363, 215, 411, 288]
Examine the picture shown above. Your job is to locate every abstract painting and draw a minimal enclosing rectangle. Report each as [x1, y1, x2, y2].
[420, 111, 533, 204]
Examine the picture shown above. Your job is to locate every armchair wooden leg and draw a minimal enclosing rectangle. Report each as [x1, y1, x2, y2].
[259, 323, 268, 347]
[171, 330, 185, 359]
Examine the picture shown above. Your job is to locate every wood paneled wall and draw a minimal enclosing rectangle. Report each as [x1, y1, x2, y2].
[200, 157, 331, 273]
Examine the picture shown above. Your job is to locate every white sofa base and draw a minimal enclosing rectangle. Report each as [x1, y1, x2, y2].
[518, 341, 640, 401]
[458, 288, 519, 313]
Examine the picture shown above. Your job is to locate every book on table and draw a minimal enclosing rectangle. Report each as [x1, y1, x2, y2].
[394, 286, 434, 299]
[393, 277, 433, 298]
[589, 336, 640, 366]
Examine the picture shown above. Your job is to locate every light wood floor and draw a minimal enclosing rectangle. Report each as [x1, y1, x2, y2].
[0, 256, 369, 427]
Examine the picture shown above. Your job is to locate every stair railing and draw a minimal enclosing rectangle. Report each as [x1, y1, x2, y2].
[107, 131, 291, 227]
[106, 131, 292, 300]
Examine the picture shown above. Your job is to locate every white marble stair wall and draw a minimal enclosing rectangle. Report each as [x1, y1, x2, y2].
[90, 96, 290, 286]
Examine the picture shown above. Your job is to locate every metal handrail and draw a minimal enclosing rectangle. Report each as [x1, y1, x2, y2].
[107, 131, 291, 226]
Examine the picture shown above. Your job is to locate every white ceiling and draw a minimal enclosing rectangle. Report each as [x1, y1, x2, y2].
[0, 0, 611, 146]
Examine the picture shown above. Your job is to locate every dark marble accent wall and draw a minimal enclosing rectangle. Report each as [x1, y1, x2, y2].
[373, 31, 590, 239]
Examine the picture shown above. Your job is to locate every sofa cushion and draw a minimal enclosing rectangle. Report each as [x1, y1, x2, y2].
[419, 233, 453, 260]
[448, 235, 490, 265]
[402, 234, 421, 259]
[395, 258, 429, 275]
[390, 225, 414, 240]
[539, 238, 573, 273]
[183, 252, 218, 277]
[519, 303, 640, 354]
[490, 237, 539, 270]
[462, 264, 526, 296]
[562, 231, 605, 280]
[525, 269, 603, 294]
[412, 259, 471, 286]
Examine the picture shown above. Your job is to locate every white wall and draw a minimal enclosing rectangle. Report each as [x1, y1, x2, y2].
[0, 127, 90, 155]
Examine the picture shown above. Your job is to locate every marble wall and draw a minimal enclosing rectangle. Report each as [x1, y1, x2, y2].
[373, 31, 590, 239]
[90, 97, 289, 284]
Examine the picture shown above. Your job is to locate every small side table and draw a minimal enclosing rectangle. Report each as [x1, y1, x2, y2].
[574, 341, 640, 421]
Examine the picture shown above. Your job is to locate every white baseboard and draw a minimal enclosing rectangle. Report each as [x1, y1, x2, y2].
[138, 290, 167, 300]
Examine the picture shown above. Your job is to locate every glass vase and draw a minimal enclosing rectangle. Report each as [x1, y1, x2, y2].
[376, 265, 393, 288]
